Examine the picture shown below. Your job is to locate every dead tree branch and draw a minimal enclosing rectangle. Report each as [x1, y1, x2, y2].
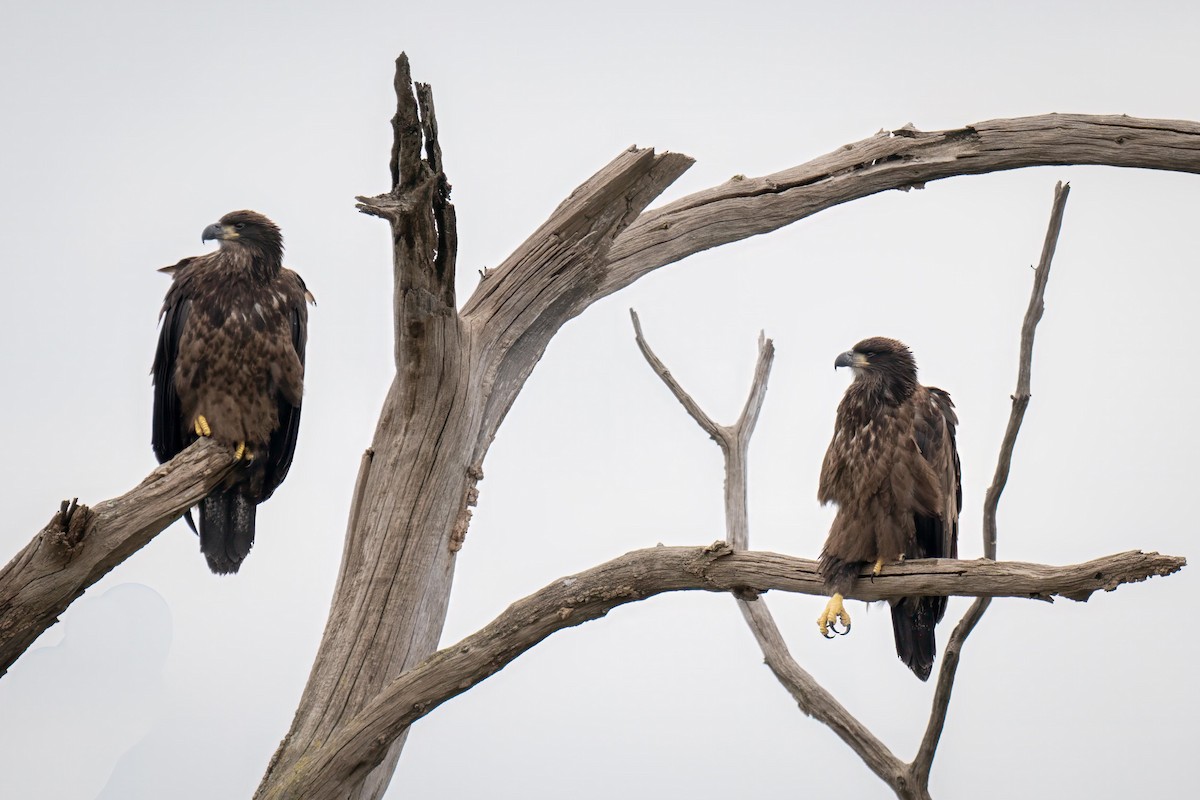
[911, 181, 1071, 787]
[256, 546, 1183, 800]
[598, 116, 1200, 301]
[0, 438, 236, 676]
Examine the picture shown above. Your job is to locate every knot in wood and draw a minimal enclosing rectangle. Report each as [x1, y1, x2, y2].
[49, 498, 92, 557]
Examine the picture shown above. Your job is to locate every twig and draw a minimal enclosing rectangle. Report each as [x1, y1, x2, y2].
[629, 309, 725, 443]
[982, 181, 1070, 556]
[911, 182, 1071, 784]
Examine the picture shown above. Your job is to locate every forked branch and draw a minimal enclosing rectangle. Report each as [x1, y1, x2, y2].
[629, 313, 911, 786]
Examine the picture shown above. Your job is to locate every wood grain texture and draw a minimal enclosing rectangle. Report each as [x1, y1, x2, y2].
[259, 545, 1184, 800]
[257, 60, 695, 800]
[258, 55, 467, 800]
[0, 438, 235, 675]
[598, 115, 1200, 300]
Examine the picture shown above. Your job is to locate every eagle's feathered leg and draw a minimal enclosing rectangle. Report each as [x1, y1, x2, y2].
[195, 414, 252, 460]
[816, 593, 851, 638]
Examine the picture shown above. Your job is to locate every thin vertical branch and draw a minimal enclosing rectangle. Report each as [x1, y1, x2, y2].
[911, 182, 1070, 784]
[630, 312, 909, 792]
[982, 181, 1070, 557]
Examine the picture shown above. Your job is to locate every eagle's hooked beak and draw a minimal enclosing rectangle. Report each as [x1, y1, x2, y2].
[834, 351, 868, 370]
[201, 223, 237, 243]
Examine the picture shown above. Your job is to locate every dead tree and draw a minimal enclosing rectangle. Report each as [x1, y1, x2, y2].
[0, 55, 1189, 799]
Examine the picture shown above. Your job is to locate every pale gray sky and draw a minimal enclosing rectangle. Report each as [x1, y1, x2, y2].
[1, 1, 1196, 798]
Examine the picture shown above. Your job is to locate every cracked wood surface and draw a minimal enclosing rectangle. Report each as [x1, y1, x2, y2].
[0, 438, 235, 676]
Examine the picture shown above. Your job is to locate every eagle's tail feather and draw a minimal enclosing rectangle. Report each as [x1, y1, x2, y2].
[890, 595, 945, 682]
[198, 490, 256, 574]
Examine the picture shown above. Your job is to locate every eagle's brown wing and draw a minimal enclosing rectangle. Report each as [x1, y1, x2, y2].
[259, 269, 310, 503]
[152, 277, 193, 465]
[890, 385, 960, 680]
[912, 386, 960, 563]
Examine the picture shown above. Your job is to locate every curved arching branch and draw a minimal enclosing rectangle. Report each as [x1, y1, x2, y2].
[599, 115, 1200, 299]
[258, 546, 1183, 800]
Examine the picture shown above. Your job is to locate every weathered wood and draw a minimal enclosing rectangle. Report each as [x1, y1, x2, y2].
[0, 438, 235, 676]
[255, 58, 694, 800]
[258, 54, 467, 800]
[258, 546, 1185, 800]
[598, 115, 1200, 300]
[462, 147, 694, 467]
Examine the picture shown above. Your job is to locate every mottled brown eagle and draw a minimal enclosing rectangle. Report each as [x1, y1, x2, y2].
[816, 337, 960, 681]
[152, 210, 311, 574]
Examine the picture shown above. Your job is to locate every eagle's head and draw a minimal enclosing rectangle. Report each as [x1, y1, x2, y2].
[202, 210, 283, 266]
[834, 337, 918, 396]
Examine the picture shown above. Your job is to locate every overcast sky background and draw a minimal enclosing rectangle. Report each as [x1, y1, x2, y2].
[1, 2, 1196, 798]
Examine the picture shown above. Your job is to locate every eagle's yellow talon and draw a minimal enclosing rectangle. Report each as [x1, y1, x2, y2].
[873, 557, 885, 577]
[233, 442, 252, 461]
[817, 593, 851, 638]
[193, 415, 211, 437]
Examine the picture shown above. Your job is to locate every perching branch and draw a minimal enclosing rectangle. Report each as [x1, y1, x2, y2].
[0, 438, 236, 676]
[910, 181, 1071, 786]
[256, 545, 1183, 800]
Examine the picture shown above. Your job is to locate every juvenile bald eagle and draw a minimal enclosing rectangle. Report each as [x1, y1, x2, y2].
[816, 337, 960, 681]
[152, 210, 310, 574]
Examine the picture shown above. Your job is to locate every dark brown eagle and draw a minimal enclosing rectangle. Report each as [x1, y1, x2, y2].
[816, 337, 960, 681]
[152, 210, 310, 574]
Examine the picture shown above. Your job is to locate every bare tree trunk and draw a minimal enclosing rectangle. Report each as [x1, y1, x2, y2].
[255, 56, 692, 799]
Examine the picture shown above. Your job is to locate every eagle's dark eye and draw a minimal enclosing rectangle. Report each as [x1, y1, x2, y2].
[235, 222, 245, 230]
